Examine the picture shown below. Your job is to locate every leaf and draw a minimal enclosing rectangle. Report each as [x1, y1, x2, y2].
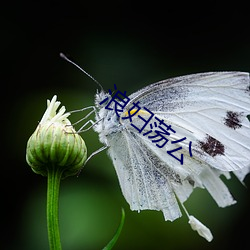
[102, 208, 125, 250]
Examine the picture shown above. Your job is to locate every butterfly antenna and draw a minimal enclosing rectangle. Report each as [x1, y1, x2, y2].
[60, 53, 103, 91]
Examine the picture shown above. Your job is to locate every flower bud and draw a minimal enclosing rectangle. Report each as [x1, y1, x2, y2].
[26, 95, 87, 178]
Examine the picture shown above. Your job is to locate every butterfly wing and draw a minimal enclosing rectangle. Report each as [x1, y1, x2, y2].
[107, 124, 236, 222]
[125, 72, 250, 173]
[99, 72, 249, 222]
[106, 128, 182, 221]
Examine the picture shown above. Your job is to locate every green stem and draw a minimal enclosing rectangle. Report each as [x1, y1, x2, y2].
[47, 165, 63, 250]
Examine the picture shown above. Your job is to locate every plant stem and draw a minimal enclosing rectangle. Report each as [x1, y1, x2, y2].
[47, 165, 63, 250]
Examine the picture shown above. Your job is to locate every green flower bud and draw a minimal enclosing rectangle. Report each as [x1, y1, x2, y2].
[26, 95, 87, 178]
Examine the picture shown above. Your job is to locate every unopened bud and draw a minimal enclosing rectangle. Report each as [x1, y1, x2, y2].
[26, 95, 87, 178]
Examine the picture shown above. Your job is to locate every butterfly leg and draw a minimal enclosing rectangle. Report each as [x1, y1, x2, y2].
[70, 106, 96, 125]
[77, 120, 96, 132]
[77, 145, 108, 176]
[85, 145, 108, 165]
[68, 106, 100, 132]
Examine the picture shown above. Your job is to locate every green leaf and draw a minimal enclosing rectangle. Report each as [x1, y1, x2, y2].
[102, 208, 125, 250]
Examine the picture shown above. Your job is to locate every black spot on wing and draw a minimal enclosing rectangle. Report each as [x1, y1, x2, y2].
[247, 114, 250, 122]
[246, 84, 250, 94]
[199, 135, 225, 157]
[224, 111, 243, 130]
[186, 177, 195, 186]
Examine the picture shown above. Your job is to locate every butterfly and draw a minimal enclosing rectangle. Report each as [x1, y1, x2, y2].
[60, 54, 250, 241]
[90, 72, 250, 241]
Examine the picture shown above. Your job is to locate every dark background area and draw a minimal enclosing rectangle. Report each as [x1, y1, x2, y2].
[2, 1, 250, 250]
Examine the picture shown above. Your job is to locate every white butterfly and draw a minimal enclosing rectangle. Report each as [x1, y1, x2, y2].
[86, 71, 249, 241]
[58, 53, 250, 242]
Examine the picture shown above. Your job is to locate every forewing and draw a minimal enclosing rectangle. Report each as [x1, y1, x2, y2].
[125, 72, 250, 173]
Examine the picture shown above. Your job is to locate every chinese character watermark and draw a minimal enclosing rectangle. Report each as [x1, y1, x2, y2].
[100, 85, 193, 165]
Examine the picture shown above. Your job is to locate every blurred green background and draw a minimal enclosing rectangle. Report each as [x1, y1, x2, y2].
[2, 2, 250, 250]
